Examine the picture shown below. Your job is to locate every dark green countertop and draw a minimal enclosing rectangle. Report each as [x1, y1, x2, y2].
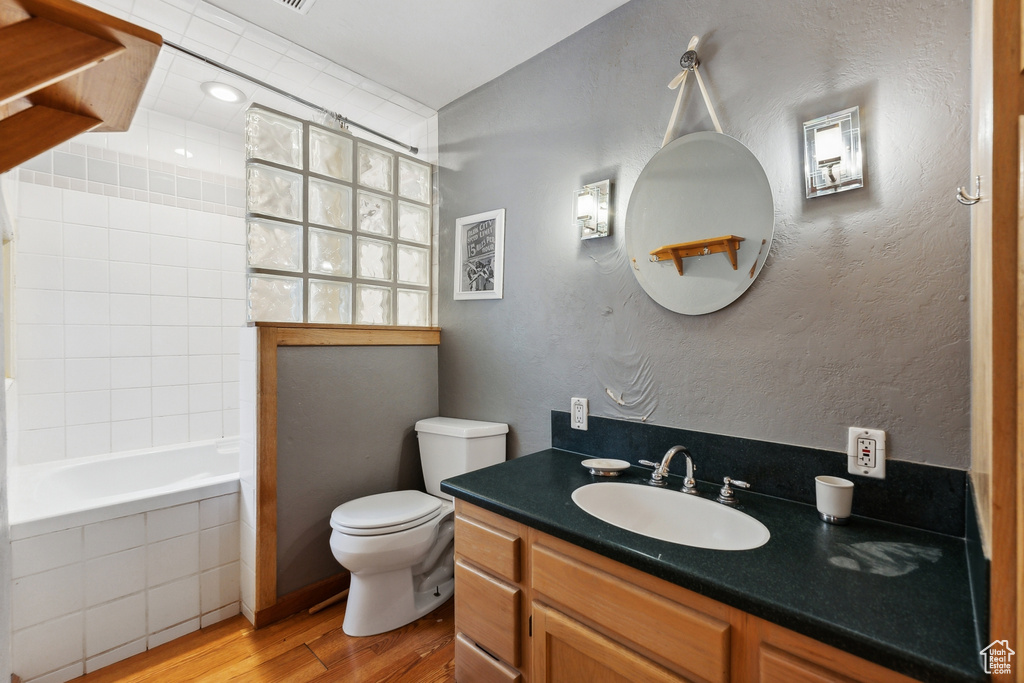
[441, 449, 985, 683]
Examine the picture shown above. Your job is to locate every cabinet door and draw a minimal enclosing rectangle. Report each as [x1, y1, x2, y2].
[532, 602, 687, 683]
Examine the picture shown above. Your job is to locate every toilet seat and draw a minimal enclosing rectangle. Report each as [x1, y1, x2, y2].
[331, 490, 443, 536]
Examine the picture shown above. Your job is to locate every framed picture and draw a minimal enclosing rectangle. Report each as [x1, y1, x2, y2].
[454, 208, 505, 300]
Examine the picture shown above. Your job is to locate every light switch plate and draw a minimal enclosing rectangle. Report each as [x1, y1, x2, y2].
[847, 427, 886, 479]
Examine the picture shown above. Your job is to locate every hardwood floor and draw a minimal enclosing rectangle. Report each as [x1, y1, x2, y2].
[71, 599, 455, 682]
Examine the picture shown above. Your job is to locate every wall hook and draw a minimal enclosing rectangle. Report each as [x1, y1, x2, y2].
[956, 176, 982, 206]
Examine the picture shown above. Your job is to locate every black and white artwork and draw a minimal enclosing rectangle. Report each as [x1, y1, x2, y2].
[454, 209, 504, 300]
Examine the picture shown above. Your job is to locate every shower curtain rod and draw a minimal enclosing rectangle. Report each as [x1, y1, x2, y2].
[163, 40, 419, 155]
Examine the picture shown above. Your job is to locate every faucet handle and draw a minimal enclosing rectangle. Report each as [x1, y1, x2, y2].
[716, 476, 749, 505]
[638, 460, 669, 487]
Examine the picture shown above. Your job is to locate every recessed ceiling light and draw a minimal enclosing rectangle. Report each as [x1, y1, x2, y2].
[174, 148, 193, 159]
[201, 81, 246, 103]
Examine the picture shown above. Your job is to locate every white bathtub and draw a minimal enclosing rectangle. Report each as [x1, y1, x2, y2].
[8, 439, 243, 680]
[9, 438, 240, 540]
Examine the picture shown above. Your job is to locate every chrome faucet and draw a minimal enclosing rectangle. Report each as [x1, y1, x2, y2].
[639, 445, 699, 494]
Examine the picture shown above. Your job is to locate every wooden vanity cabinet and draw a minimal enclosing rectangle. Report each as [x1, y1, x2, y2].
[454, 500, 922, 683]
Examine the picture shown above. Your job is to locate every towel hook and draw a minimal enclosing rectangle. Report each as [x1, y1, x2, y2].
[956, 176, 982, 206]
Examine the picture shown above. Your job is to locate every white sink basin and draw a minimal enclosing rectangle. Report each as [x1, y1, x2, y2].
[571, 482, 770, 551]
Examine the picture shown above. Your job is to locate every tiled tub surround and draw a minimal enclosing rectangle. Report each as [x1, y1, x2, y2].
[12, 179, 245, 465]
[10, 491, 241, 683]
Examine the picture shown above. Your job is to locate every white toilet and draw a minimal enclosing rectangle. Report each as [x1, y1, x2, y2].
[329, 416, 508, 636]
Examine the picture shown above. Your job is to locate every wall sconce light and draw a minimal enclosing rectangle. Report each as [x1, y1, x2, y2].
[803, 106, 863, 199]
[574, 180, 611, 239]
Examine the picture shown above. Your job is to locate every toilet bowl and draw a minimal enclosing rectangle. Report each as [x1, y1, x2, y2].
[329, 417, 508, 637]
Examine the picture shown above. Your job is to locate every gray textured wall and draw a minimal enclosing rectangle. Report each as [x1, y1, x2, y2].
[437, 0, 971, 468]
[275, 346, 438, 596]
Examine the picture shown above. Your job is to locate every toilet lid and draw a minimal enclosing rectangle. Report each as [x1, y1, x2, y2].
[331, 490, 442, 532]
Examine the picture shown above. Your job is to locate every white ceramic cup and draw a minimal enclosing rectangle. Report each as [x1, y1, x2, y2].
[815, 476, 854, 525]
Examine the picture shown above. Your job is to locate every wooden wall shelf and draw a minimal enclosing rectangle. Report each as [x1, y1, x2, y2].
[0, 0, 162, 173]
[650, 235, 745, 275]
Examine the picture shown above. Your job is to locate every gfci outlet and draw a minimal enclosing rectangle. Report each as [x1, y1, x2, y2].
[571, 397, 589, 431]
[847, 427, 886, 479]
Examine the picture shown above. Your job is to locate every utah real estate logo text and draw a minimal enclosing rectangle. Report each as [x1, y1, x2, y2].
[980, 640, 1015, 675]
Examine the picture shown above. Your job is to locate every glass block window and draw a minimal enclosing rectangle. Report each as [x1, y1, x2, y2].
[244, 105, 432, 326]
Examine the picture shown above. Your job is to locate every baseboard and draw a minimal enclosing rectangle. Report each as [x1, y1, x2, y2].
[254, 571, 351, 629]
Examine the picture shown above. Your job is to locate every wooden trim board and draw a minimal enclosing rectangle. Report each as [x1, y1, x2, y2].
[253, 324, 441, 625]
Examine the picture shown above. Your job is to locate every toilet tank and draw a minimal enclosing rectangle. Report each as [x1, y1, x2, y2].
[415, 417, 508, 499]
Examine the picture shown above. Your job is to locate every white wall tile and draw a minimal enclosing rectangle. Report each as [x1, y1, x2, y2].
[84, 638, 146, 675]
[18, 428, 65, 466]
[64, 291, 110, 325]
[147, 503, 199, 543]
[147, 532, 199, 586]
[152, 356, 189, 386]
[152, 385, 188, 417]
[152, 326, 188, 355]
[65, 358, 111, 392]
[200, 561, 240, 614]
[86, 593, 146, 658]
[64, 224, 109, 260]
[11, 528, 82, 578]
[110, 357, 151, 389]
[111, 388, 152, 421]
[200, 601, 239, 628]
[110, 262, 151, 294]
[12, 563, 84, 630]
[111, 418, 153, 452]
[19, 183, 63, 221]
[19, 393, 64, 430]
[153, 415, 189, 447]
[188, 298, 221, 326]
[64, 258, 109, 292]
[17, 217, 63, 256]
[85, 547, 145, 606]
[85, 514, 146, 559]
[199, 522, 239, 571]
[12, 612, 84, 680]
[188, 326, 220, 355]
[187, 239, 220, 269]
[65, 325, 110, 358]
[111, 325, 152, 357]
[188, 268, 221, 298]
[110, 230, 150, 263]
[18, 324, 64, 360]
[109, 197, 150, 233]
[147, 616, 200, 650]
[151, 235, 187, 266]
[65, 390, 111, 426]
[66, 423, 111, 458]
[24, 661, 84, 683]
[199, 493, 238, 530]
[16, 288, 63, 325]
[152, 294, 188, 325]
[188, 383, 221, 413]
[189, 355, 222, 384]
[110, 293, 151, 325]
[18, 254, 64, 290]
[189, 411, 222, 441]
[18, 358, 64, 395]
[151, 264, 188, 296]
[63, 191, 108, 227]
[147, 575, 200, 634]
[149, 205, 188, 237]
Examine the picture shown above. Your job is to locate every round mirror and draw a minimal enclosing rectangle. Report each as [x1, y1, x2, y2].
[625, 132, 774, 315]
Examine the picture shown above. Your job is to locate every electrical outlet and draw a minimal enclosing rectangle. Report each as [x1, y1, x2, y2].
[571, 397, 589, 431]
[847, 427, 886, 479]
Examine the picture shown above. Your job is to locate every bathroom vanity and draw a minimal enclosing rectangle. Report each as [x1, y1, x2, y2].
[442, 450, 985, 683]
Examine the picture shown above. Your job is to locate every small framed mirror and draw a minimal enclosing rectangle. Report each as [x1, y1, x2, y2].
[625, 132, 774, 315]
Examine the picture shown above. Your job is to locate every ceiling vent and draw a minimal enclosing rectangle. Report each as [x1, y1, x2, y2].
[272, 0, 317, 15]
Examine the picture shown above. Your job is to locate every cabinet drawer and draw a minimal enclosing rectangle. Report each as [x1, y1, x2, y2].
[455, 632, 523, 683]
[532, 543, 730, 683]
[455, 513, 521, 583]
[455, 559, 522, 667]
[759, 645, 855, 683]
[533, 602, 687, 683]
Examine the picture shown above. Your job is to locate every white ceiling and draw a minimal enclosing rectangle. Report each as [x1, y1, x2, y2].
[79, 0, 628, 152]
[205, 0, 632, 111]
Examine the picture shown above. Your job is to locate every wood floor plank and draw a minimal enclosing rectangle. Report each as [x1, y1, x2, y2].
[70, 599, 455, 683]
[225, 644, 326, 682]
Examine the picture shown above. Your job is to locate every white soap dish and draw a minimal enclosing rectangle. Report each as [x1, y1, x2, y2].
[581, 458, 631, 477]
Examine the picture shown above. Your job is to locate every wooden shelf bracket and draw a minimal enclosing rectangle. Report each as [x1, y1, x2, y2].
[649, 235, 745, 275]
